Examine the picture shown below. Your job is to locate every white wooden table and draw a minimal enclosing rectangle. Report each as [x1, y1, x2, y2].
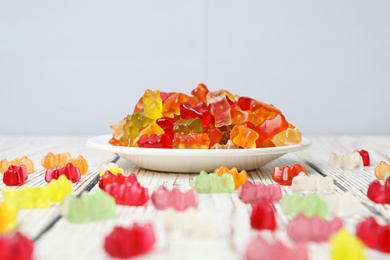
[1, 135, 389, 260]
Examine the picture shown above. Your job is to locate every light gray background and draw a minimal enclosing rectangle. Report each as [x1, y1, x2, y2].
[1, 1, 389, 136]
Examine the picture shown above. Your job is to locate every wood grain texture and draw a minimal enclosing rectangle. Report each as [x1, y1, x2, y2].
[1, 135, 389, 259]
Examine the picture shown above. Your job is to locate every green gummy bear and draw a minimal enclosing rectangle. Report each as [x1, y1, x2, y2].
[173, 118, 203, 134]
[280, 193, 327, 218]
[61, 189, 116, 222]
[384, 171, 390, 182]
[194, 171, 235, 193]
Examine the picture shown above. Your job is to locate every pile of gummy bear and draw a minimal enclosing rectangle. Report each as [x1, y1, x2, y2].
[109, 83, 302, 148]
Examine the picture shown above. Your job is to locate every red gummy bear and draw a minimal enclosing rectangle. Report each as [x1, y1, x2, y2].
[272, 164, 307, 186]
[45, 163, 81, 183]
[180, 101, 212, 129]
[367, 177, 390, 204]
[355, 149, 370, 166]
[356, 216, 390, 253]
[104, 181, 149, 206]
[137, 133, 172, 148]
[104, 223, 155, 258]
[99, 171, 138, 190]
[250, 199, 277, 231]
[0, 231, 34, 260]
[156, 117, 175, 139]
[3, 165, 28, 186]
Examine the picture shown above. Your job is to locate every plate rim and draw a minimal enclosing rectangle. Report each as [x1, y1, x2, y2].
[86, 134, 311, 157]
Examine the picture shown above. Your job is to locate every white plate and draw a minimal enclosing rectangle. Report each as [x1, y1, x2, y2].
[87, 134, 311, 173]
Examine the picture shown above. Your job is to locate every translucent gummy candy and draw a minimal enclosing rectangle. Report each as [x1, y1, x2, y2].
[104, 223, 155, 258]
[164, 208, 226, 237]
[287, 214, 343, 242]
[250, 199, 277, 231]
[355, 149, 370, 166]
[2, 186, 51, 209]
[328, 152, 363, 170]
[330, 228, 365, 260]
[291, 172, 334, 194]
[245, 236, 309, 260]
[279, 193, 327, 218]
[238, 181, 282, 204]
[367, 178, 390, 204]
[104, 180, 149, 206]
[45, 163, 81, 183]
[374, 161, 390, 180]
[320, 192, 362, 217]
[272, 164, 307, 186]
[213, 165, 248, 190]
[193, 171, 235, 193]
[61, 189, 115, 222]
[0, 231, 34, 260]
[151, 186, 198, 211]
[0, 200, 18, 234]
[0, 156, 34, 174]
[99, 163, 124, 176]
[99, 172, 138, 190]
[356, 216, 390, 253]
[46, 175, 74, 203]
[41, 152, 71, 169]
[3, 165, 28, 186]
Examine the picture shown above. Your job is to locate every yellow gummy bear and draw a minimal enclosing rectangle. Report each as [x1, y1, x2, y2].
[330, 228, 365, 260]
[0, 200, 18, 234]
[2, 186, 51, 209]
[272, 124, 302, 146]
[46, 175, 74, 203]
[142, 89, 163, 120]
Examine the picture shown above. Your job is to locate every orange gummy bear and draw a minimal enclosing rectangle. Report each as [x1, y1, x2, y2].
[213, 165, 248, 189]
[69, 155, 89, 174]
[230, 124, 259, 148]
[0, 156, 34, 174]
[41, 152, 72, 169]
[374, 161, 390, 180]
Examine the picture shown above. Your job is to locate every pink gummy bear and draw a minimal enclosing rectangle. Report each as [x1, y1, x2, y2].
[238, 181, 282, 204]
[104, 181, 149, 206]
[45, 163, 81, 183]
[245, 236, 309, 260]
[287, 214, 343, 242]
[151, 186, 198, 211]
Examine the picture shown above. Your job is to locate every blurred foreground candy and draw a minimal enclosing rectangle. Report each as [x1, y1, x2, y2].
[61, 189, 115, 222]
[374, 161, 390, 180]
[46, 175, 74, 203]
[0, 200, 18, 234]
[245, 236, 309, 260]
[104, 179, 149, 206]
[99, 172, 137, 190]
[99, 163, 124, 176]
[356, 216, 390, 253]
[0, 231, 34, 260]
[291, 172, 334, 194]
[2, 175, 73, 208]
[280, 193, 327, 218]
[0, 156, 34, 174]
[367, 178, 390, 204]
[355, 149, 370, 166]
[250, 199, 276, 231]
[272, 164, 307, 186]
[164, 208, 226, 237]
[287, 214, 343, 242]
[330, 228, 365, 260]
[193, 171, 235, 193]
[320, 192, 362, 217]
[328, 152, 363, 170]
[104, 223, 155, 258]
[3, 165, 28, 186]
[2, 186, 51, 209]
[213, 165, 248, 189]
[238, 181, 282, 204]
[151, 186, 198, 211]
[45, 163, 81, 183]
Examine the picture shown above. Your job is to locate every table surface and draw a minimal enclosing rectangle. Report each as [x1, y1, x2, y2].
[1, 135, 390, 260]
